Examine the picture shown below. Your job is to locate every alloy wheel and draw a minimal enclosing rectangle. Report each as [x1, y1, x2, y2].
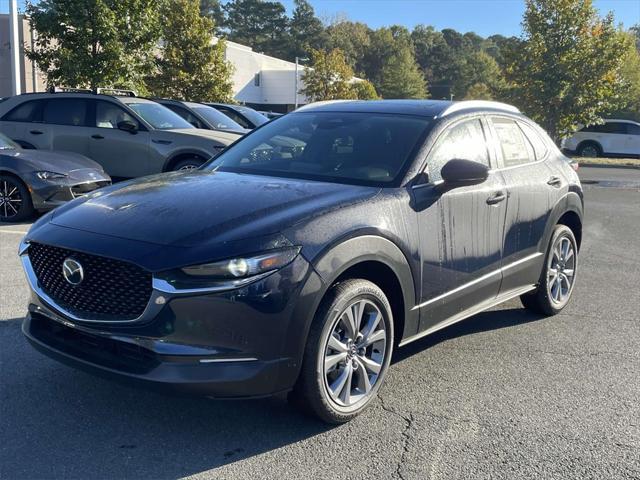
[178, 164, 199, 171]
[580, 146, 598, 157]
[322, 299, 387, 408]
[547, 235, 576, 305]
[0, 179, 23, 220]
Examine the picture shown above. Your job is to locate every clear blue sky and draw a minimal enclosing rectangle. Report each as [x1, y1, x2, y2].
[281, 0, 640, 37]
[2, 0, 639, 36]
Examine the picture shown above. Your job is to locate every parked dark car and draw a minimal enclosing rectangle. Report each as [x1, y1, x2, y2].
[0, 132, 110, 222]
[19, 100, 583, 423]
[204, 103, 269, 129]
[154, 99, 250, 135]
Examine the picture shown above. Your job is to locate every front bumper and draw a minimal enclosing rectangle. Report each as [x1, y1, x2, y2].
[20, 238, 324, 398]
[27, 171, 111, 211]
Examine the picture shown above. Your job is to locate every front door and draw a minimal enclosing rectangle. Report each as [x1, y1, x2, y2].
[413, 117, 506, 332]
[87, 100, 151, 178]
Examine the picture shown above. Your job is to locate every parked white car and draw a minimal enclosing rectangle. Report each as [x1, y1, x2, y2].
[561, 119, 640, 158]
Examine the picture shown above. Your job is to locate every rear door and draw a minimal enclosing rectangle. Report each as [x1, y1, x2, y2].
[488, 116, 555, 293]
[0, 99, 51, 149]
[414, 116, 507, 331]
[42, 98, 92, 156]
[623, 123, 640, 155]
[87, 100, 151, 178]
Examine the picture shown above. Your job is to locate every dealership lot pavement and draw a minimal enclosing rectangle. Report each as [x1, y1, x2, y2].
[1, 166, 638, 480]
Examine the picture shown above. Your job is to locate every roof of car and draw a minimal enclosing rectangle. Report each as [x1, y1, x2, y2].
[295, 99, 521, 118]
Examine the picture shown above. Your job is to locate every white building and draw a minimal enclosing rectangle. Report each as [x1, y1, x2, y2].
[0, 15, 308, 110]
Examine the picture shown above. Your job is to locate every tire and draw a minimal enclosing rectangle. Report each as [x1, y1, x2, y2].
[521, 224, 578, 315]
[0, 175, 34, 222]
[289, 279, 394, 424]
[576, 142, 602, 158]
[172, 157, 205, 171]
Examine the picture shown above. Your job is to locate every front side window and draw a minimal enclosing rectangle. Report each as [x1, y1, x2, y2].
[0, 132, 19, 149]
[95, 101, 139, 129]
[165, 105, 204, 129]
[625, 123, 640, 135]
[2, 100, 44, 122]
[207, 112, 431, 186]
[43, 99, 88, 126]
[193, 106, 244, 131]
[218, 107, 250, 129]
[491, 117, 535, 167]
[125, 102, 193, 130]
[427, 119, 489, 183]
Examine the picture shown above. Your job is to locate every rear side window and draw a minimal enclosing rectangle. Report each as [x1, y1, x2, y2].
[218, 107, 250, 129]
[2, 100, 44, 122]
[428, 119, 489, 183]
[491, 118, 535, 167]
[581, 122, 627, 134]
[43, 99, 88, 126]
[518, 122, 549, 160]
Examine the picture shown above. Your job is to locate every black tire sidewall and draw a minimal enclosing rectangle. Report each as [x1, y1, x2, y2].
[0, 175, 34, 222]
[172, 158, 204, 171]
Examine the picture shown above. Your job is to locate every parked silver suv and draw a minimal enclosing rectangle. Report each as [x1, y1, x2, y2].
[0, 91, 241, 177]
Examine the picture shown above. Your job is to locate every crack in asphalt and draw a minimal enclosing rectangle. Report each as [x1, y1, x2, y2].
[378, 392, 414, 480]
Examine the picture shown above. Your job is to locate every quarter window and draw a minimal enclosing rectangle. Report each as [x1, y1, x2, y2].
[95, 101, 138, 129]
[2, 100, 44, 122]
[427, 119, 489, 183]
[491, 118, 535, 167]
[518, 122, 549, 160]
[43, 99, 88, 126]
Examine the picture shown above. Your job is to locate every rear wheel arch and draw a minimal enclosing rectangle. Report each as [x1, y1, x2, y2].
[14, 140, 36, 149]
[540, 192, 583, 254]
[576, 140, 602, 157]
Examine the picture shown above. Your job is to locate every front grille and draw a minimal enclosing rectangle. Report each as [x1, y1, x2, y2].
[29, 313, 158, 374]
[28, 242, 152, 321]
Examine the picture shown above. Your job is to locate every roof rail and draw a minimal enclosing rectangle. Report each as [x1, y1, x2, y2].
[296, 99, 357, 112]
[48, 86, 92, 94]
[96, 87, 137, 97]
[439, 100, 520, 117]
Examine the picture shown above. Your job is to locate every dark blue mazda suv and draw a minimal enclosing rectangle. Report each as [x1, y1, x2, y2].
[19, 100, 583, 423]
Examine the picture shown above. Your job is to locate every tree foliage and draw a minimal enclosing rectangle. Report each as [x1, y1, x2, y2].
[300, 48, 357, 102]
[287, 0, 326, 59]
[505, 0, 631, 140]
[352, 80, 380, 100]
[147, 0, 233, 102]
[199, 0, 225, 31]
[26, 0, 161, 91]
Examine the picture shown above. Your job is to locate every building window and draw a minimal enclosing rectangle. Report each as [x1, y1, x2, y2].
[254, 73, 261, 87]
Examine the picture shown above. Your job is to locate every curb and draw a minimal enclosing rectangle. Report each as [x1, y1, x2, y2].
[578, 163, 640, 170]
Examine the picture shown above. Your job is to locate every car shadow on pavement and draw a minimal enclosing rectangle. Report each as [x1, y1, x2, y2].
[0, 318, 331, 479]
[0, 307, 543, 479]
[392, 307, 545, 364]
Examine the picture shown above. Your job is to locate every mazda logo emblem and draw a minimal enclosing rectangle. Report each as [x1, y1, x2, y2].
[62, 258, 84, 285]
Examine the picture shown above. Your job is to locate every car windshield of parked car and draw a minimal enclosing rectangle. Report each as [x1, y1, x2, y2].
[236, 106, 269, 127]
[207, 112, 430, 186]
[192, 106, 245, 131]
[127, 102, 194, 130]
[0, 132, 18, 150]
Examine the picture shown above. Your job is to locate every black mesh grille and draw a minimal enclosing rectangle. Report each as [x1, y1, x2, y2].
[28, 242, 152, 320]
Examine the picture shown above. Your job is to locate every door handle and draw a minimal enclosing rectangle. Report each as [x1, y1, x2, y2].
[486, 191, 507, 205]
[547, 176, 562, 187]
[29, 130, 43, 135]
[91, 134, 104, 140]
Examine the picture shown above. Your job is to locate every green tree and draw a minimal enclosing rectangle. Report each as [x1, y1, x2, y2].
[618, 30, 640, 115]
[26, 0, 161, 91]
[464, 83, 494, 100]
[324, 20, 372, 76]
[287, 0, 326, 60]
[378, 40, 428, 99]
[224, 0, 289, 58]
[200, 0, 225, 31]
[351, 80, 380, 100]
[455, 50, 505, 99]
[300, 48, 357, 102]
[505, 0, 631, 141]
[147, 0, 233, 102]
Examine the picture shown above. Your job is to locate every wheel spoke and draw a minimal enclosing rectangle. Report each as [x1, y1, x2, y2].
[359, 311, 381, 345]
[361, 329, 385, 347]
[563, 269, 574, 278]
[357, 354, 381, 374]
[325, 352, 347, 371]
[341, 301, 364, 340]
[354, 358, 372, 393]
[564, 248, 574, 262]
[330, 361, 352, 398]
[327, 334, 348, 353]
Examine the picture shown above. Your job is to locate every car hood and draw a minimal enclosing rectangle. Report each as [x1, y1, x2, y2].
[2, 149, 104, 173]
[169, 128, 241, 145]
[49, 171, 379, 247]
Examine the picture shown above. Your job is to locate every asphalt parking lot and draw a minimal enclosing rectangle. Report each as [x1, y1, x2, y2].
[1, 166, 639, 480]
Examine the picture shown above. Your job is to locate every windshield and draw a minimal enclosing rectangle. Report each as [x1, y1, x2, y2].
[127, 102, 194, 130]
[235, 106, 268, 126]
[193, 105, 245, 131]
[0, 132, 18, 150]
[206, 112, 431, 186]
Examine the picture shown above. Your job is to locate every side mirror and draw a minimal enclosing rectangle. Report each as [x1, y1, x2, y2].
[117, 120, 138, 134]
[440, 159, 489, 188]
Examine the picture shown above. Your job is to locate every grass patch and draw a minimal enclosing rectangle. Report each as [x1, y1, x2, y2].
[571, 157, 640, 167]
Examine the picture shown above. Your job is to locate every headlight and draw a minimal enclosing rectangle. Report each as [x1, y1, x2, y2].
[181, 247, 301, 279]
[35, 171, 67, 180]
[154, 247, 302, 293]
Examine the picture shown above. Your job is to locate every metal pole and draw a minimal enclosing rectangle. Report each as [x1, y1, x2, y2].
[294, 56, 299, 110]
[9, 0, 22, 96]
